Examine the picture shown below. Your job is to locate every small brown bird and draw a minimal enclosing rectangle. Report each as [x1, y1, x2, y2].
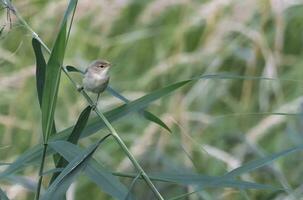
[83, 60, 112, 107]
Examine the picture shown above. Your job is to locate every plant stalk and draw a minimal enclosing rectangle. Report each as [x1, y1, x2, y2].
[35, 143, 48, 200]
[10, 2, 164, 199]
[97, 111, 164, 199]
[80, 92, 164, 199]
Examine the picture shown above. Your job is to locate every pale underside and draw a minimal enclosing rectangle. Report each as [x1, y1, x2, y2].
[83, 72, 110, 94]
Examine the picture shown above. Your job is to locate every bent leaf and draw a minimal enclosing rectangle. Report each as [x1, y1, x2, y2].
[48, 136, 128, 200]
[78, 80, 191, 138]
[107, 86, 171, 133]
[50, 106, 92, 183]
[43, 136, 108, 200]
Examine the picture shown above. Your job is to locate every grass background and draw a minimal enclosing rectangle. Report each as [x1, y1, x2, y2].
[1, 0, 303, 199]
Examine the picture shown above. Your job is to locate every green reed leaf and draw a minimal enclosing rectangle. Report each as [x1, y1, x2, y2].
[50, 106, 92, 183]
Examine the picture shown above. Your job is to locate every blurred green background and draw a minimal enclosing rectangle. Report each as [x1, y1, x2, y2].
[1, 0, 303, 199]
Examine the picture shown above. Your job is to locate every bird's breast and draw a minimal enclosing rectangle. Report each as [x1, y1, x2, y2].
[83, 73, 109, 93]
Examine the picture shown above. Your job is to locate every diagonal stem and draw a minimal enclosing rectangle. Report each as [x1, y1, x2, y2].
[80, 92, 164, 199]
[9, 2, 164, 199]
[34, 143, 48, 200]
[98, 113, 163, 199]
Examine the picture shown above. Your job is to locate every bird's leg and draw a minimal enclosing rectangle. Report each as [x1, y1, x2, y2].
[92, 93, 100, 110]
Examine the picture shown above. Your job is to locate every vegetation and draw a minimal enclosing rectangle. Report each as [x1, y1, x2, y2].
[0, 0, 303, 199]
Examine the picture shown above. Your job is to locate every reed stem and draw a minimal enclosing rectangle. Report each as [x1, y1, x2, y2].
[9, 2, 164, 199]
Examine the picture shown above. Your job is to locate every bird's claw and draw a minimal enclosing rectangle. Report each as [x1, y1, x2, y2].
[77, 85, 84, 92]
[91, 103, 97, 110]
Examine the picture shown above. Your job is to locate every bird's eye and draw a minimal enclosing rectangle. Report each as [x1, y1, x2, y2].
[99, 65, 105, 68]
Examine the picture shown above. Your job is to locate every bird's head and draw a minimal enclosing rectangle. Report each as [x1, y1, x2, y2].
[87, 60, 112, 75]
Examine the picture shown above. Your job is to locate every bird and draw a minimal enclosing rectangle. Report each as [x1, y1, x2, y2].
[82, 59, 112, 108]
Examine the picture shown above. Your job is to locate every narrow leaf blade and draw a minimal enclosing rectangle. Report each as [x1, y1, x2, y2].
[224, 145, 303, 178]
[107, 86, 171, 132]
[32, 38, 46, 107]
[68, 106, 92, 144]
[65, 65, 84, 74]
[50, 141, 127, 199]
[79, 80, 191, 138]
[50, 106, 92, 183]
[142, 110, 171, 133]
[0, 145, 44, 179]
[43, 138, 105, 200]
[41, 23, 67, 142]
[49, 139, 128, 200]
[41, 0, 78, 143]
[106, 86, 130, 103]
[168, 179, 277, 200]
[125, 173, 141, 200]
